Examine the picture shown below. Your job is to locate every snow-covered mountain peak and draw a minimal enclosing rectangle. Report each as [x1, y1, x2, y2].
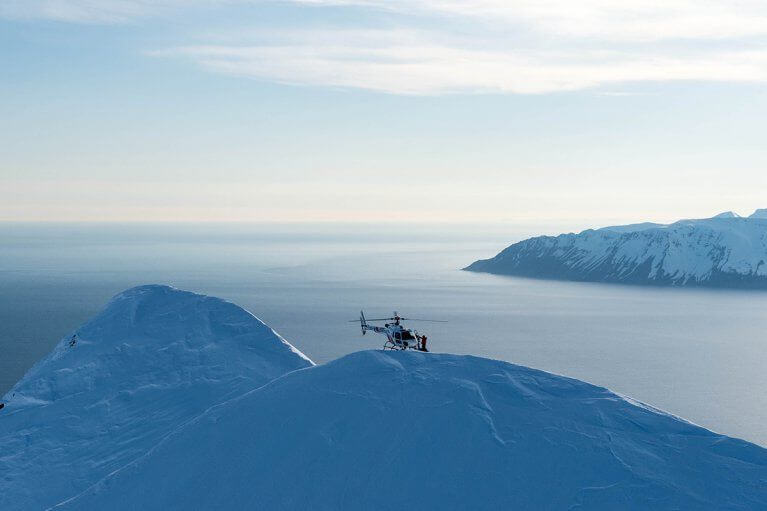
[2, 288, 766, 509]
[711, 210, 740, 218]
[466, 212, 767, 288]
[59, 350, 767, 510]
[9, 284, 311, 405]
[750, 208, 767, 219]
[0, 285, 312, 510]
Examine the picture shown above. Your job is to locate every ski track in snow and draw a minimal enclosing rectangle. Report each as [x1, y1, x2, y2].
[49, 363, 315, 510]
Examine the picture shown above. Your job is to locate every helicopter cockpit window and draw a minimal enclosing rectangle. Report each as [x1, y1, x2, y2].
[400, 331, 415, 341]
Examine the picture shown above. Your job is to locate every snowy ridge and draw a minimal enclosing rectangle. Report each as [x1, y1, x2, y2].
[58, 350, 767, 510]
[0, 285, 312, 511]
[2, 286, 766, 510]
[465, 211, 767, 287]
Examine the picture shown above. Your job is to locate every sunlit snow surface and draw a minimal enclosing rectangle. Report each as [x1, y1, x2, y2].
[466, 213, 767, 287]
[2, 286, 766, 510]
[0, 285, 312, 510]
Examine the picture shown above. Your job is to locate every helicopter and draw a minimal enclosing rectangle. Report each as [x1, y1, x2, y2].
[350, 311, 446, 351]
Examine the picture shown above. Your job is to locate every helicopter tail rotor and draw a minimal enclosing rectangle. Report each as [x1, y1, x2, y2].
[360, 310, 367, 335]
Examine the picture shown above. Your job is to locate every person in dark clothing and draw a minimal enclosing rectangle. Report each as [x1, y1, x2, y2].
[69, 335, 77, 347]
[420, 334, 428, 352]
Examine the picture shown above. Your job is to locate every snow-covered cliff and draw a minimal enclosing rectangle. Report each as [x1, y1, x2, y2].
[2, 286, 766, 510]
[0, 285, 312, 511]
[465, 210, 767, 288]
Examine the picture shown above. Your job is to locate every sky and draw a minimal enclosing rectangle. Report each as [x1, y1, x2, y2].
[2, 0, 766, 228]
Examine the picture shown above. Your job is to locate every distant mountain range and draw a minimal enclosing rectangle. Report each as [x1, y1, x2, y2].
[465, 210, 767, 288]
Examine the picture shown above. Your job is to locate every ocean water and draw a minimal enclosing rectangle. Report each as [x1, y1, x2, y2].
[1, 223, 766, 446]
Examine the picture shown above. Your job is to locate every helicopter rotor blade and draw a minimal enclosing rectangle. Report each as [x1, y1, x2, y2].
[349, 317, 447, 322]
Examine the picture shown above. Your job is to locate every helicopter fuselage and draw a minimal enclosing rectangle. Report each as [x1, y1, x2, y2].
[364, 323, 419, 350]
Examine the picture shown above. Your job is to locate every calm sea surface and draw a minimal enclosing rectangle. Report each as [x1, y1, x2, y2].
[2, 223, 766, 446]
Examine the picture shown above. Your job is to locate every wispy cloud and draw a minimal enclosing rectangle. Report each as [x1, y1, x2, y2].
[154, 29, 767, 94]
[6, 0, 767, 42]
[360, 0, 767, 42]
[6, 0, 767, 94]
[0, 0, 170, 23]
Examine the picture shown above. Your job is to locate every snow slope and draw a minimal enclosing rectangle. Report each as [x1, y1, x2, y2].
[465, 210, 767, 288]
[59, 350, 767, 511]
[0, 285, 312, 511]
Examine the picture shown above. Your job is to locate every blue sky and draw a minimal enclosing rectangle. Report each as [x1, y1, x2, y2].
[2, 1, 766, 226]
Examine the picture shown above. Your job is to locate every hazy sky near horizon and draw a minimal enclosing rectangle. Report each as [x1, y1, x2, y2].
[2, 1, 766, 226]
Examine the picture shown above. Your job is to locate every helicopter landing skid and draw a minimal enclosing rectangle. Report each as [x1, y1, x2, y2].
[382, 340, 423, 351]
